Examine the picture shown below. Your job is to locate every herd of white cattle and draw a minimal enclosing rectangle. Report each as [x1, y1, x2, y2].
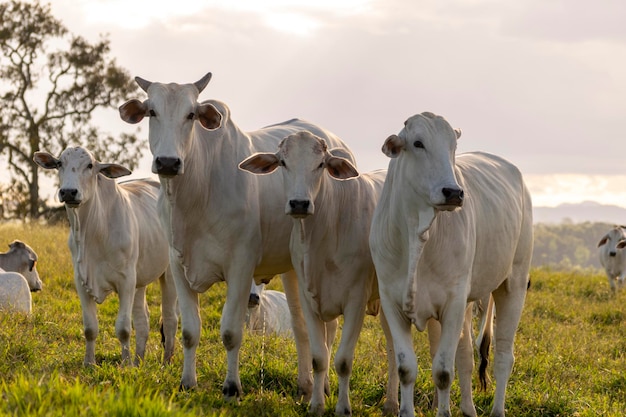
[0, 71, 620, 416]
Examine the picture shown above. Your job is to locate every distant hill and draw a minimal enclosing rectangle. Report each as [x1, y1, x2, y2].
[533, 201, 626, 225]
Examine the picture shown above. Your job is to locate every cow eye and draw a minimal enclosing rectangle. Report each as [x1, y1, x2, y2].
[29, 259, 36, 272]
[187, 112, 195, 120]
[317, 162, 324, 169]
[413, 140, 425, 149]
[280, 160, 286, 167]
[149, 109, 156, 117]
[87, 163, 93, 169]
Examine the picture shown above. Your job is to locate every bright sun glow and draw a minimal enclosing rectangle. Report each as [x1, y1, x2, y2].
[525, 174, 626, 208]
[76, 0, 372, 35]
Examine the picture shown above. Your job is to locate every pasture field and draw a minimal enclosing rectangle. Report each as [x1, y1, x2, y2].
[0, 223, 625, 416]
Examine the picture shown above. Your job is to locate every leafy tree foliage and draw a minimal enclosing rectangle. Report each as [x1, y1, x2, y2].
[532, 221, 616, 270]
[0, 0, 142, 219]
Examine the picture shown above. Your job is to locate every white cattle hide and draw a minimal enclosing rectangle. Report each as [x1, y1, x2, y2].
[370, 112, 533, 417]
[33, 147, 177, 366]
[597, 226, 626, 292]
[0, 269, 32, 314]
[118, 72, 356, 399]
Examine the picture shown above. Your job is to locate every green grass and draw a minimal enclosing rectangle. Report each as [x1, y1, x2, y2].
[0, 224, 625, 416]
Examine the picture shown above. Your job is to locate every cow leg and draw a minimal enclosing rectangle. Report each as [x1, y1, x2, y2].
[457, 305, 477, 417]
[381, 293, 417, 417]
[490, 282, 527, 417]
[76, 276, 98, 366]
[427, 318, 441, 410]
[334, 304, 367, 416]
[379, 307, 399, 416]
[302, 307, 329, 416]
[432, 296, 467, 417]
[220, 269, 251, 400]
[116, 280, 136, 365]
[171, 255, 201, 390]
[325, 318, 338, 396]
[132, 286, 150, 365]
[159, 268, 178, 364]
[281, 271, 313, 400]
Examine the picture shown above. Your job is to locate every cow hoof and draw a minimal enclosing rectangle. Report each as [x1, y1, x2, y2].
[222, 381, 241, 400]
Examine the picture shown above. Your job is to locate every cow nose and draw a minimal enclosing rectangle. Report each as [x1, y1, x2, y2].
[442, 187, 464, 206]
[289, 199, 311, 216]
[248, 293, 260, 308]
[610, 251, 617, 257]
[155, 157, 182, 176]
[59, 188, 78, 202]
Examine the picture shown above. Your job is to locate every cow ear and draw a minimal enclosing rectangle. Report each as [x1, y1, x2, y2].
[598, 235, 609, 247]
[119, 99, 149, 124]
[325, 156, 359, 180]
[98, 163, 132, 179]
[454, 128, 462, 139]
[33, 152, 60, 170]
[239, 153, 280, 175]
[617, 240, 626, 249]
[382, 134, 405, 158]
[197, 103, 222, 130]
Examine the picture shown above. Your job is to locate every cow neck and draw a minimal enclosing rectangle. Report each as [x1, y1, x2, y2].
[65, 176, 122, 302]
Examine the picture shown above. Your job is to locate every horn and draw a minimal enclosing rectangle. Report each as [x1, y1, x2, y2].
[193, 72, 213, 93]
[135, 76, 152, 92]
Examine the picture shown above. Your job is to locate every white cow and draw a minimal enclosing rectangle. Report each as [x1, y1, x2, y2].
[0, 240, 42, 314]
[597, 226, 626, 292]
[239, 131, 395, 415]
[33, 147, 178, 366]
[0, 240, 42, 292]
[0, 270, 33, 313]
[118, 72, 356, 399]
[369, 112, 533, 417]
[246, 283, 292, 336]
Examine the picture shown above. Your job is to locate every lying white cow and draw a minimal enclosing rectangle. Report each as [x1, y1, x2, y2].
[0, 240, 42, 313]
[240, 131, 395, 416]
[369, 112, 533, 417]
[598, 226, 626, 292]
[0, 240, 42, 292]
[34, 147, 177, 366]
[119, 72, 355, 399]
[246, 283, 292, 336]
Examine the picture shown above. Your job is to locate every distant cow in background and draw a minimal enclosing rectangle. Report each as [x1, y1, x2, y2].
[598, 225, 626, 292]
[246, 283, 292, 336]
[0, 240, 42, 313]
[34, 147, 178, 366]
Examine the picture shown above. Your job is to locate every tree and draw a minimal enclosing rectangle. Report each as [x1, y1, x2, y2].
[0, 0, 143, 220]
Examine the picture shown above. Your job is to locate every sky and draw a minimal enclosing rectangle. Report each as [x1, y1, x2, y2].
[43, 0, 626, 209]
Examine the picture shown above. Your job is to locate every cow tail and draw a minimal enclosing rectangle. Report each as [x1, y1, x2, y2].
[478, 295, 494, 391]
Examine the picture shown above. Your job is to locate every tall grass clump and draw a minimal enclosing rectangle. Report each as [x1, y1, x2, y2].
[0, 224, 624, 416]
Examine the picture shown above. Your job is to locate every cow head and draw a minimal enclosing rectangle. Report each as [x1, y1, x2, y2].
[118, 72, 223, 177]
[598, 226, 626, 257]
[238, 131, 359, 217]
[33, 147, 131, 208]
[382, 112, 463, 211]
[3, 240, 42, 292]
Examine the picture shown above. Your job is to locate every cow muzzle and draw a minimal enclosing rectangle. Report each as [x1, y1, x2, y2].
[248, 293, 260, 308]
[437, 187, 464, 210]
[287, 199, 313, 218]
[59, 188, 81, 207]
[154, 156, 183, 177]
[610, 251, 617, 257]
